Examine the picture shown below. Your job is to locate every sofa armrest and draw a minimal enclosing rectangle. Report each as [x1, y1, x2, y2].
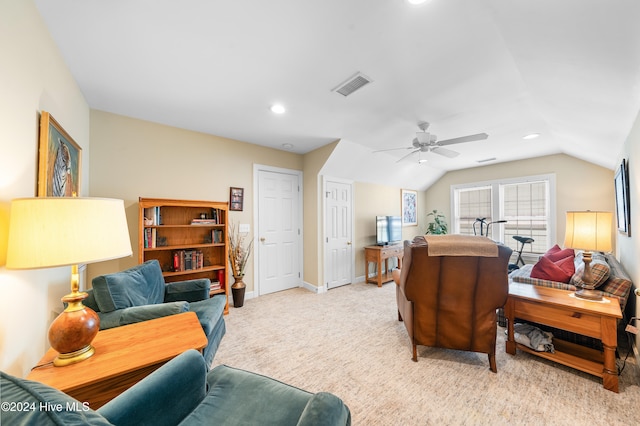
[98, 350, 207, 426]
[164, 278, 211, 302]
[97, 301, 190, 329]
[296, 392, 351, 426]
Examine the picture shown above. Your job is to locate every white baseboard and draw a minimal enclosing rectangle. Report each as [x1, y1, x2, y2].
[230, 289, 254, 307]
[302, 281, 323, 293]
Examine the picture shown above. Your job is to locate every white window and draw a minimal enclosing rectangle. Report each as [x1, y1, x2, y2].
[451, 174, 555, 257]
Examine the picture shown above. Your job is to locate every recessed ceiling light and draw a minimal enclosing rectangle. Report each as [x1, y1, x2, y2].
[282, 143, 294, 150]
[418, 159, 428, 164]
[407, 0, 429, 5]
[270, 104, 286, 114]
[523, 133, 540, 140]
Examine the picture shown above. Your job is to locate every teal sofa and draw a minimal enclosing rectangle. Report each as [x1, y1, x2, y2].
[0, 349, 351, 425]
[83, 260, 226, 367]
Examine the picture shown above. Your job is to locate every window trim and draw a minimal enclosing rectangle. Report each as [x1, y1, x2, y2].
[450, 174, 556, 254]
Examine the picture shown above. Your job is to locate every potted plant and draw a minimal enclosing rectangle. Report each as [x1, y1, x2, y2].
[426, 209, 448, 235]
[228, 222, 253, 307]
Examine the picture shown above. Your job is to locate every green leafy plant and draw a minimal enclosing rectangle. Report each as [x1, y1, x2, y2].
[426, 209, 448, 235]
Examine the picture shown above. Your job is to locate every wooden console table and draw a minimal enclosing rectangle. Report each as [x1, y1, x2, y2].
[27, 312, 207, 408]
[505, 282, 622, 392]
[364, 245, 403, 287]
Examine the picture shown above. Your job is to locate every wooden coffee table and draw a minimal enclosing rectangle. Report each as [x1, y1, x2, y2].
[505, 282, 622, 392]
[27, 312, 207, 408]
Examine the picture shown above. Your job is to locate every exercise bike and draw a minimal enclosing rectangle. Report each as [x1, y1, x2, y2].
[510, 235, 534, 271]
[472, 217, 506, 239]
[472, 218, 533, 272]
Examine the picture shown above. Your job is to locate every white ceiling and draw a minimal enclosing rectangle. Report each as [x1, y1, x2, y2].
[34, 0, 640, 190]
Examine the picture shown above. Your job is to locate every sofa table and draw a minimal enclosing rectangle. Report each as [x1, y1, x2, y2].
[364, 244, 403, 287]
[505, 282, 622, 392]
[27, 311, 207, 408]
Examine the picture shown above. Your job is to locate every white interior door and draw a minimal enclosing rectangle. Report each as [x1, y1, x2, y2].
[325, 178, 353, 289]
[256, 167, 302, 295]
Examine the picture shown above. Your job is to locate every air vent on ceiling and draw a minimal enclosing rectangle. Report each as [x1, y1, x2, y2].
[477, 157, 497, 164]
[332, 72, 373, 97]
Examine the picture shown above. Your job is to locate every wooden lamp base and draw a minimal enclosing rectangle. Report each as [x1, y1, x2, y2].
[48, 290, 100, 367]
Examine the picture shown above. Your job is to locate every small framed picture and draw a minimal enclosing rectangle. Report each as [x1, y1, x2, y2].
[37, 111, 82, 197]
[230, 187, 244, 211]
[401, 189, 417, 226]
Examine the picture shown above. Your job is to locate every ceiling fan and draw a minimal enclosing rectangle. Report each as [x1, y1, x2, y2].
[374, 121, 488, 163]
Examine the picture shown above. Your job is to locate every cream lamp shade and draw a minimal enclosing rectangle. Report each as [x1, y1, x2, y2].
[6, 197, 132, 366]
[563, 211, 612, 301]
[563, 211, 612, 253]
[6, 197, 132, 269]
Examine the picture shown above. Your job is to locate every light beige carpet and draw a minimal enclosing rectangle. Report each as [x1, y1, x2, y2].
[212, 281, 640, 425]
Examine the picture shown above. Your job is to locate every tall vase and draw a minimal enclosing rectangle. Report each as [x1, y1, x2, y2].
[231, 275, 246, 308]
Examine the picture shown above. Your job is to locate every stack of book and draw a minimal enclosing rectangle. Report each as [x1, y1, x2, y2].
[191, 218, 217, 225]
[210, 280, 221, 291]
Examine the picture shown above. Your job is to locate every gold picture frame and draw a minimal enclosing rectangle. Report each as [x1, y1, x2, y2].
[37, 111, 82, 197]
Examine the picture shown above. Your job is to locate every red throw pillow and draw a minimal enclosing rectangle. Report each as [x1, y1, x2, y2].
[543, 244, 575, 262]
[530, 255, 575, 283]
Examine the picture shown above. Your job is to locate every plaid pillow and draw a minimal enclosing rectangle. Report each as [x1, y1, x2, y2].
[570, 252, 610, 289]
[511, 264, 577, 291]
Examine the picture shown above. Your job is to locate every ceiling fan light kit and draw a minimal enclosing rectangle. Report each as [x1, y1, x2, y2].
[374, 121, 489, 163]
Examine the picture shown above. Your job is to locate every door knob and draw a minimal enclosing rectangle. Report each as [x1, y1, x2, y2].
[260, 237, 266, 242]
[347, 241, 352, 245]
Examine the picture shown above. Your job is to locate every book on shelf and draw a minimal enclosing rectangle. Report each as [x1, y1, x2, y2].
[212, 229, 224, 243]
[143, 206, 162, 225]
[144, 227, 157, 248]
[172, 249, 205, 272]
[191, 218, 218, 225]
[210, 279, 221, 291]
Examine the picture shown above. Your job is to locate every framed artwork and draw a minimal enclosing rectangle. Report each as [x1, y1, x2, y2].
[230, 187, 244, 211]
[401, 189, 417, 226]
[614, 159, 630, 235]
[37, 111, 82, 197]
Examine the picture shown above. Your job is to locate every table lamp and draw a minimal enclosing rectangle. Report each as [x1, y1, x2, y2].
[563, 211, 612, 301]
[6, 197, 132, 366]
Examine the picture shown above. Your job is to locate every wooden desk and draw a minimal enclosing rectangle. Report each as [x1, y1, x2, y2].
[27, 312, 207, 408]
[505, 282, 622, 392]
[364, 245, 403, 287]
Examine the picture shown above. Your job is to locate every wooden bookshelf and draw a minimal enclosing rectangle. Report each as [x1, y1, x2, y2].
[138, 197, 229, 314]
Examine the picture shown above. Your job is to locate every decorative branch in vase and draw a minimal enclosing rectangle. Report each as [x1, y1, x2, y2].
[228, 221, 253, 290]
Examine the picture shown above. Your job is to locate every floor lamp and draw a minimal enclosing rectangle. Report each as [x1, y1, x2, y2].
[6, 197, 132, 366]
[563, 211, 613, 301]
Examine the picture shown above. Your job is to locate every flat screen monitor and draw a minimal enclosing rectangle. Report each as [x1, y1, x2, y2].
[376, 215, 402, 246]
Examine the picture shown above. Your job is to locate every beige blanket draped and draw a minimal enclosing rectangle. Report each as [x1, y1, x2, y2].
[424, 234, 498, 257]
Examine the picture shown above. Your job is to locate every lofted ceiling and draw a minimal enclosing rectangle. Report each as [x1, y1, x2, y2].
[34, 0, 640, 190]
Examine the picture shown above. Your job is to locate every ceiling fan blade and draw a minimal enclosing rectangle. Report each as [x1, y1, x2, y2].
[431, 146, 459, 158]
[437, 133, 488, 146]
[372, 146, 414, 153]
[396, 149, 419, 163]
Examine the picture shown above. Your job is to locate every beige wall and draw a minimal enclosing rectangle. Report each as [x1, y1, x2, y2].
[303, 141, 339, 287]
[88, 110, 304, 291]
[424, 154, 615, 246]
[0, 1, 90, 377]
[352, 182, 427, 278]
[617, 110, 640, 355]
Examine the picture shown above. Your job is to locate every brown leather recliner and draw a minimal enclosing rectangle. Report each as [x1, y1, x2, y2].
[392, 235, 512, 372]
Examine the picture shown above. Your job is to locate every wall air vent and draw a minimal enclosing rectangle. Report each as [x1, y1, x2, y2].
[332, 72, 373, 97]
